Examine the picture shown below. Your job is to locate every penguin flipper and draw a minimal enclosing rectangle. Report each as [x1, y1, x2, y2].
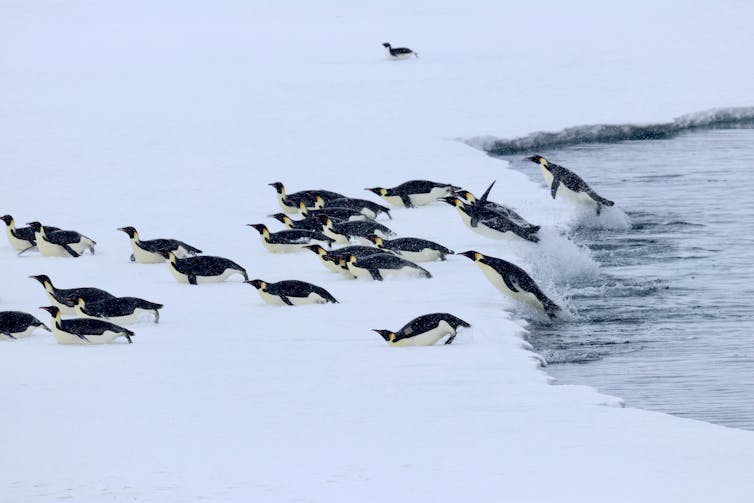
[18, 245, 37, 255]
[550, 177, 560, 199]
[400, 194, 414, 208]
[2, 331, 17, 339]
[153, 310, 160, 324]
[444, 334, 456, 345]
[502, 275, 520, 293]
[369, 268, 383, 281]
[62, 244, 80, 257]
[478, 180, 496, 204]
[470, 215, 480, 228]
[188, 275, 198, 285]
[130, 253, 136, 262]
[280, 295, 294, 306]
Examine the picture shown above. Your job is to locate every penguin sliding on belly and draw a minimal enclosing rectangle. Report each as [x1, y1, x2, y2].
[458, 251, 560, 319]
[269, 213, 335, 232]
[316, 216, 395, 244]
[455, 181, 539, 231]
[70, 296, 163, 324]
[39, 306, 134, 344]
[0, 311, 50, 340]
[117, 226, 202, 263]
[248, 223, 335, 253]
[269, 182, 346, 214]
[29, 274, 116, 315]
[245, 279, 338, 306]
[27, 221, 95, 257]
[1, 215, 60, 255]
[440, 196, 540, 243]
[527, 155, 614, 215]
[373, 313, 470, 346]
[331, 253, 432, 281]
[314, 195, 392, 220]
[367, 235, 454, 262]
[297, 201, 369, 222]
[365, 180, 459, 208]
[160, 251, 248, 285]
[303, 244, 388, 274]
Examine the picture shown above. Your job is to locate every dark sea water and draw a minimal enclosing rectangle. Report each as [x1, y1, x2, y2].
[502, 127, 754, 430]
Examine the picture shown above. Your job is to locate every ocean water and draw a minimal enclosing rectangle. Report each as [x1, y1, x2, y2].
[502, 127, 754, 430]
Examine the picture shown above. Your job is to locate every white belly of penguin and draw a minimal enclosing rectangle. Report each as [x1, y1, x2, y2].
[277, 194, 298, 214]
[131, 242, 164, 263]
[51, 326, 125, 345]
[379, 194, 407, 208]
[318, 255, 349, 274]
[168, 264, 239, 284]
[5, 227, 30, 251]
[322, 229, 350, 245]
[1, 325, 41, 340]
[74, 306, 152, 325]
[37, 238, 72, 257]
[556, 184, 599, 208]
[477, 262, 545, 311]
[392, 322, 454, 346]
[456, 208, 515, 240]
[261, 239, 309, 253]
[257, 290, 326, 306]
[45, 291, 76, 315]
[409, 187, 451, 207]
[392, 249, 442, 262]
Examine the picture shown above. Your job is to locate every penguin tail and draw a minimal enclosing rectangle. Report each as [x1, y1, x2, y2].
[543, 300, 561, 320]
[420, 267, 432, 278]
[588, 191, 614, 208]
[525, 232, 540, 243]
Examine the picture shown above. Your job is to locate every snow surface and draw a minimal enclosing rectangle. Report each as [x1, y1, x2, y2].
[2, 1, 754, 501]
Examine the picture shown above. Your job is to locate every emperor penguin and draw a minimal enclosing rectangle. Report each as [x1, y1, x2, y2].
[245, 279, 338, 306]
[160, 251, 248, 285]
[71, 296, 163, 324]
[117, 226, 202, 263]
[29, 274, 117, 315]
[39, 306, 134, 344]
[26, 221, 95, 257]
[440, 196, 539, 243]
[268, 182, 345, 213]
[315, 196, 392, 220]
[316, 216, 395, 245]
[365, 180, 459, 208]
[297, 201, 369, 222]
[367, 235, 453, 262]
[382, 42, 419, 59]
[373, 313, 470, 346]
[0, 311, 51, 339]
[1, 215, 59, 255]
[247, 223, 335, 253]
[334, 253, 432, 281]
[527, 155, 615, 215]
[454, 181, 539, 231]
[303, 244, 386, 274]
[458, 251, 560, 319]
[269, 213, 328, 232]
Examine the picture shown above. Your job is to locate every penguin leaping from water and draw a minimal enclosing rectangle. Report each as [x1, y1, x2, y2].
[1, 215, 60, 255]
[245, 279, 338, 306]
[458, 251, 560, 319]
[117, 226, 202, 263]
[26, 221, 95, 257]
[382, 42, 418, 59]
[527, 155, 615, 215]
[373, 313, 470, 346]
[365, 180, 459, 208]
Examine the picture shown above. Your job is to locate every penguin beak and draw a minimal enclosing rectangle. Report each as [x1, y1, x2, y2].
[458, 251, 476, 259]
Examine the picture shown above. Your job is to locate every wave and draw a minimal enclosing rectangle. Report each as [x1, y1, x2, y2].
[467, 106, 754, 156]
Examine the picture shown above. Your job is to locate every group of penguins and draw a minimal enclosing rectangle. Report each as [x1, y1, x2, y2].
[1, 155, 614, 347]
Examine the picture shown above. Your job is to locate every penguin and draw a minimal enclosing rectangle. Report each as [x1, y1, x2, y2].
[373, 313, 470, 346]
[117, 226, 202, 263]
[160, 251, 248, 285]
[26, 221, 95, 257]
[245, 279, 338, 306]
[268, 182, 345, 214]
[316, 216, 395, 245]
[29, 274, 116, 315]
[333, 253, 432, 281]
[0, 311, 51, 339]
[382, 42, 418, 59]
[303, 244, 387, 274]
[458, 251, 560, 319]
[527, 155, 615, 215]
[269, 213, 335, 232]
[70, 296, 163, 324]
[247, 223, 335, 253]
[440, 196, 539, 243]
[315, 196, 392, 220]
[1, 215, 60, 255]
[297, 201, 369, 222]
[367, 235, 454, 262]
[365, 180, 458, 208]
[39, 306, 134, 344]
[455, 181, 539, 231]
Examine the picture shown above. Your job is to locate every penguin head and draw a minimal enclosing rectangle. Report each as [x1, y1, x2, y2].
[268, 213, 290, 225]
[304, 244, 325, 255]
[438, 196, 462, 208]
[454, 190, 476, 204]
[372, 329, 396, 343]
[313, 214, 332, 228]
[247, 223, 269, 236]
[526, 155, 547, 166]
[458, 250, 483, 262]
[268, 182, 285, 194]
[39, 305, 61, 319]
[0, 215, 13, 225]
[345, 254, 357, 265]
[158, 251, 177, 262]
[367, 235, 383, 247]
[313, 195, 326, 209]
[297, 201, 309, 215]
[64, 296, 86, 308]
[117, 226, 138, 238]
[382, 43, 391, 48]
[365, 187, 386, 197]
[29, 274, 52, 287]
[26, 221, 43, 232]
[244, 279, 266, 291]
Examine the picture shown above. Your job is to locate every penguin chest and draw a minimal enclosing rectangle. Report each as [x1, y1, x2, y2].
[37, 237, 71, 257]
[131, 242, 164, 263]
[539, 165, 554, 190]
[257, 290, 326, 306]
[277, 194, 298, 214]
[318, 256, 348, 274]
[392, 321, 453, 346]
[1, 324, 40, 340]
[476, 263, 544, 311]
[5, 227, 31, 251]
[51, 325, 122, 344]
[261, 238, 307, 253]
[409, 187, 452, 207]
[379, 194, 408, 208]
[46, 292, 76, 315]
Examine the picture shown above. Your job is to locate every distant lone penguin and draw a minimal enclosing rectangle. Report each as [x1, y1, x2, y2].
[373, 313, 470, 346]
[382, 42, 418, 59]
[527, 155, 615, 215]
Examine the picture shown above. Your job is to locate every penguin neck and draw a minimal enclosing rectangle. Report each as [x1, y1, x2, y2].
[53, 311, 63, 328]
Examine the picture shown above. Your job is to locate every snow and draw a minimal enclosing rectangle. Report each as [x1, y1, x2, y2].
[2, 0, 754, 501]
